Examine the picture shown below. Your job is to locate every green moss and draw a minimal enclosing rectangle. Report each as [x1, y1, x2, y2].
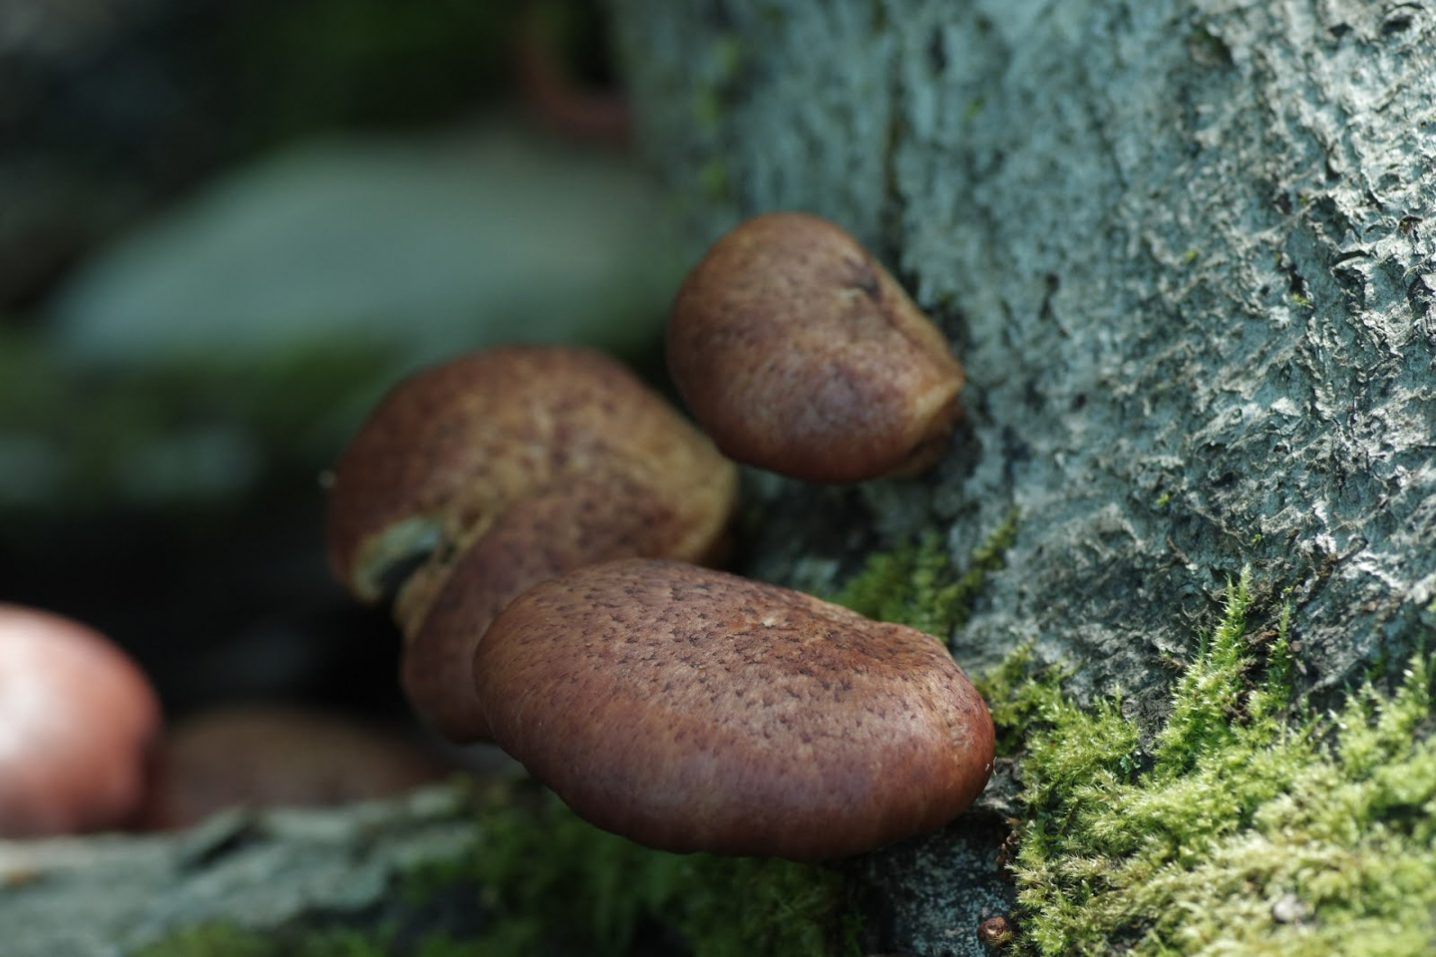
[137, 786, 856, 957]
[997, 569, 1436, 956]
[829, 508, 1019, 640]
[404, 790, 857, 957]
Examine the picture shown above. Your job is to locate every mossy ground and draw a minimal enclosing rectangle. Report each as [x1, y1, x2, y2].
[135, 786, 857, 957]
[400, 787, 858, 957]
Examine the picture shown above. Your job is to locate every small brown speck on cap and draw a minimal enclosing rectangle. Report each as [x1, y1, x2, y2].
[668, 212, 964, 483]
[475, 559, 995, 861]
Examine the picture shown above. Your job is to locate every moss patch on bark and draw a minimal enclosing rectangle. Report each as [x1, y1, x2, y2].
[993, 570, 1436, 956]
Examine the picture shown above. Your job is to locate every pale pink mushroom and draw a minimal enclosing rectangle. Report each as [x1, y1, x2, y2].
[0, 604, 161, 837]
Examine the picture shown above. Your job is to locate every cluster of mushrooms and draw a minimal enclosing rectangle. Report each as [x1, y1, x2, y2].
[0, 603, 441, 838]
[327, 212, 994, 862]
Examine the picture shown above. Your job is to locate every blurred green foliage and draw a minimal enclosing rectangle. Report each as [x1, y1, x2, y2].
[0, 328, 393, 513]
[232, 0, 516, 143]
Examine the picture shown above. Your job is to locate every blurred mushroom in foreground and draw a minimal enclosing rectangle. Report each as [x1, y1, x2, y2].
[143, 703, 445, 830]
[0, 604, 161, 838]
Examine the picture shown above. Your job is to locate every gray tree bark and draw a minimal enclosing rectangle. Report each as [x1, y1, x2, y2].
[611, 0, 1436, 715]
[610, 0, 1436, 952]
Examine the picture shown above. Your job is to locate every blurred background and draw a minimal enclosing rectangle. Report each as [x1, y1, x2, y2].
[0, 0, 683, 741]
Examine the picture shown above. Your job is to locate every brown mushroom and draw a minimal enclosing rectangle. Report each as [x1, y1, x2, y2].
[0, 604, 160, 837]
[327, 346, 739, 740]
[404, 473, 706, 738]
[474, 559, 994, 861]
[142, 704, 444, 830]
[668, 211, 964, 483]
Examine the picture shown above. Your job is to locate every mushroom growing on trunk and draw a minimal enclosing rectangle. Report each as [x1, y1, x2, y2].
[668, 212, 965, 483]
[327, 345, 739, 741]
[473, 558, 995, 861]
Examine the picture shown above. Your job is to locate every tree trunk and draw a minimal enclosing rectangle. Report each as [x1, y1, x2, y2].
[611, 0, 1436, 748]
[610, 0, 1436, 952]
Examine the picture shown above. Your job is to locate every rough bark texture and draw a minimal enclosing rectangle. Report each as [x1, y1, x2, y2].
[612, 0, 1436, 722]
[610, 0, 1436, 953]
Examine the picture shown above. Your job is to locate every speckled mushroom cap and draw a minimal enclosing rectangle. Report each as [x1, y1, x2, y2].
[328, 346, 738, 612]
[404, 475, 697, 740]
[668, 212, 964, 483]
[474, 559, 995, 861]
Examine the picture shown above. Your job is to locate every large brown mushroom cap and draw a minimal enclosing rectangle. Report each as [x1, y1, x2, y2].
[668, 212, 964, 483]
[474, 559, 994, 861]
[327, 345, 737, 610]
[0, 605, 160, 837]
